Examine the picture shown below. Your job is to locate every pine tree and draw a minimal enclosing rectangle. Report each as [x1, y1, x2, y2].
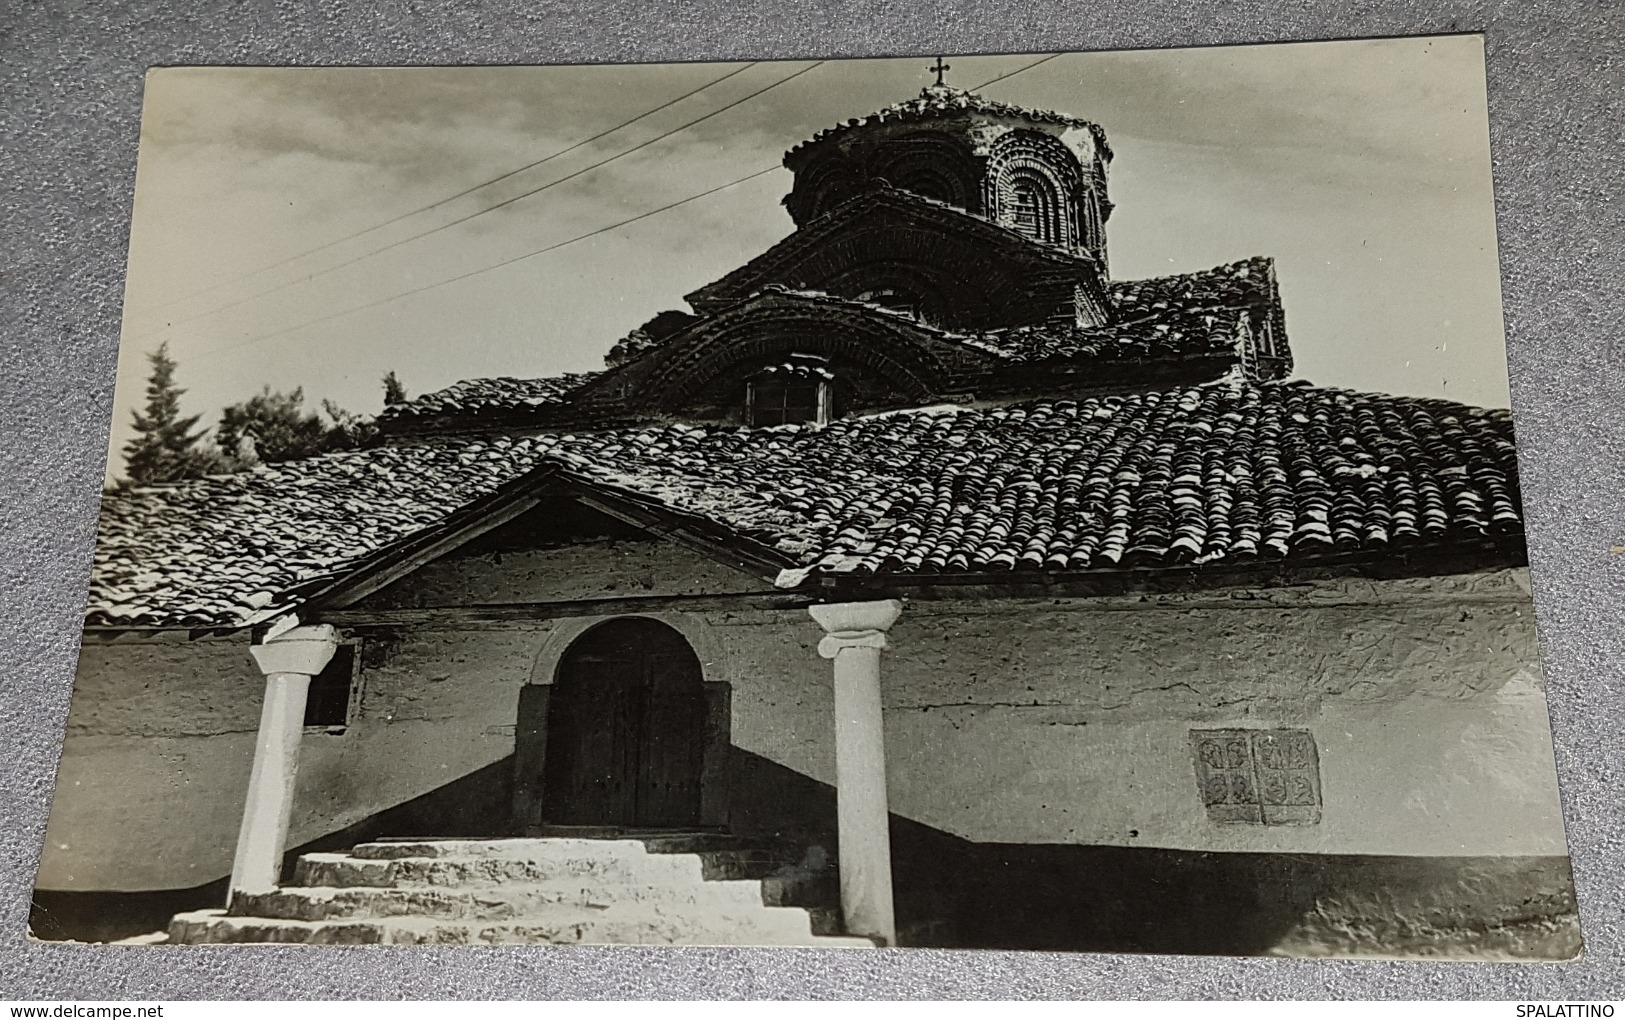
[122, 342, 215, 486]
[382, 370, 408, 406]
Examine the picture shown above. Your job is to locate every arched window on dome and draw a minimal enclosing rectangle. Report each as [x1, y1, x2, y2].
[1002, 169, 1064, 245]
[986, 131, 1084, 251]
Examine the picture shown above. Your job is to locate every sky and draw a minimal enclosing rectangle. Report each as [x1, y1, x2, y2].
[109, 36, 1511, 480]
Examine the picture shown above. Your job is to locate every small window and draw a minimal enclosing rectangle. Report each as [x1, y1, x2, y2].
[1189, 728, 1321, 825]
[1011, 179, 1042, 234]
[304, 643, 358, 731]
[748, 378, 831, 427]
[1003, 171, 1065, 245]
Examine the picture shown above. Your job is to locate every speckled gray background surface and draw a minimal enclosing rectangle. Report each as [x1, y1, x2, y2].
[2, 0, 1621, 999]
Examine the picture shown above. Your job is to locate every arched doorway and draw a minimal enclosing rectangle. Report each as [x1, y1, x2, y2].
[538, 618, 708, 828]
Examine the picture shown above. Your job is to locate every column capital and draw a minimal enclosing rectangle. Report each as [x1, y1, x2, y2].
[250, 624, 340, 677]
[809, 600, 903, 659]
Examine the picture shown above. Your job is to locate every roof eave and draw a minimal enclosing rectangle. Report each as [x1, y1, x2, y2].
[789, 535, 1530, 599]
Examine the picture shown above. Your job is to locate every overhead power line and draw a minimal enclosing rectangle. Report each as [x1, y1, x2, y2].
[184, 53, 1061, 361]
[134, 61, 821, 341]
[192, 164, 785, 362]
[972, 52, 1060, 90]
[134, 62, 760, 318]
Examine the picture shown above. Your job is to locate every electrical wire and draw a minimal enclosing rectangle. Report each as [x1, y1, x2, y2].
[135, 62, 761, 316]
[131, 61, 820, 340]
[180, 54, 1063, 361]
[191, 164, 785, 361]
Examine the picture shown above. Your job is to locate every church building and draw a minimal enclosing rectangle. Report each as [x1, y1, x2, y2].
[34, 72, 1578, 958]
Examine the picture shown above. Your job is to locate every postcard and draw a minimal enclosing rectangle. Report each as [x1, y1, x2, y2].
[31, 37, 1579, 959]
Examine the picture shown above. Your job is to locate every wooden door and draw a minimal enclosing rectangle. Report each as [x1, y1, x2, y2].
[540, 619, 705, 828]
[639, 650, 706, 826]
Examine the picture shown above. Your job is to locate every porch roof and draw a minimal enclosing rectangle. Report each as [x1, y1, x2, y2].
[86, 377, 1522, 629]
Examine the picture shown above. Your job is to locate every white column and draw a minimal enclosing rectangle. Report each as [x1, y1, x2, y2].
[229, 624, 339, 902]
[809, 599, 903, 946]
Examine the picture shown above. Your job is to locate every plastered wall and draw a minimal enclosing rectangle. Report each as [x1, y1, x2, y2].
[707, 569, 1568, 858]
[38, 540, 1567, 893]
[360, 540, 773, 608]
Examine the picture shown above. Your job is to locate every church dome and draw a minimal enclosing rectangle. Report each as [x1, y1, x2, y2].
[782, 82, 1115, 269]
[788, 82, 1113, 162]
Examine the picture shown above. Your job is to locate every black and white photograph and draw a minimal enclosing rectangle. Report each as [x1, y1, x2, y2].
[29, 36, 1580, 959]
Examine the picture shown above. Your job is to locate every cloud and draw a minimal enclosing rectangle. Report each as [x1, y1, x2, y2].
[107, 36, 1509, 484]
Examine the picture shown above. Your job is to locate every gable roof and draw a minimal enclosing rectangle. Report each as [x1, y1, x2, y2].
[86, 378, 1522, 629]
[373, 294, 1258, 435]
[1104, 257, 1292, 379]
[374, 289, 1266, 431]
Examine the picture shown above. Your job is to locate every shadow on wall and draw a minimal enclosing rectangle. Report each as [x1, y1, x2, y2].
[28, 756, 516, 943]
[727, 747, 1582, 959]
[31, 747, 1582, 959]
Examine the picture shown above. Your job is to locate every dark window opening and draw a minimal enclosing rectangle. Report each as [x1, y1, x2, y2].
[749, 379, 827, 427]
[896, 171, 958, 206]
[1012, 180, 1041, 233]
[304, 643, 357, 730]
[1009, 176, 1060, 244]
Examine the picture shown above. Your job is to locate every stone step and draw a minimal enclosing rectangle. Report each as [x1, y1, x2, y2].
[350, 838, 650, 861]
[176, 835, 866, 947]
[692, 849, 818, 882]
[519, 829, 828, 869]
[758, 871, 840, 909]
[171, 907, 876, 948]
[293, 851, 703, 889]
[231, 879, 772, 922]
[805, 907, 844, 937]
[345, 839, 817, 883]
[636, 832, 804, 855]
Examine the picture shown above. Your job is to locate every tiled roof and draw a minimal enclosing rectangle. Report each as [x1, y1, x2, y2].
[605, 328, 661, 367]
[967, 309, 1246, 364]
[372, 293, 1249, 429]
[87, 445, 546, 628]
[789, 84, 1111, 161]
[378, 374, 600, 422]
[686, 288, 1246, 368]
[87, 379, 1521, 627]
[536, 378, 1520, 578]
[1108, 257, 1278, 318]
[687, 186, 1094, 314]
[754, 357, 837, 381]
[605, 310, 702, 368]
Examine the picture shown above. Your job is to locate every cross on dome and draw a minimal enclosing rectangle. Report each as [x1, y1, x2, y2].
[929, 56, 951, 86]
